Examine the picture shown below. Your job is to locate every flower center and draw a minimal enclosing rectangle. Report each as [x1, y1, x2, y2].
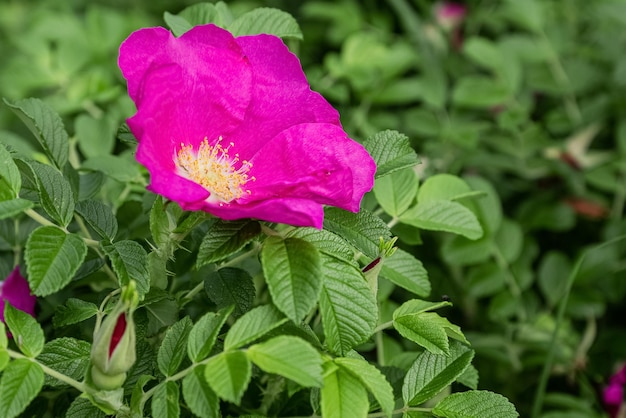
[175, 137, 253, 203]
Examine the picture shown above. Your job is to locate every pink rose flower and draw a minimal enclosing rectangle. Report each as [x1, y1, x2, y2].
[118, 24, 376, 228]
[435, 2, 467, 31]
[604, 364, 626, 418]
[0, 267, 36, 323]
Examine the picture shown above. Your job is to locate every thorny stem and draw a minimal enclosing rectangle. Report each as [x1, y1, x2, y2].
[24, 208, 101, 248]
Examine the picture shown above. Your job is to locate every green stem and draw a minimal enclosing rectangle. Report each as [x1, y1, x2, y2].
[7, 349, 88, 393]
[25, 209, 58, 228]
[374, 320, 394, 333]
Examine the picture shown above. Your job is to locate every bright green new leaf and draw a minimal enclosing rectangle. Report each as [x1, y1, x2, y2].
[287, 227, 355, 262]
[179, 2, 225, 27]
[0, 199, 34, 220]
[228, 8, 302, 39]
[204, 350, 252, 404]
[31, 162, 75, 227]
[247, 336, 323, 387]
[158, 317, 193, 377]
[261, 236, 322, 323]
[432, 390, 519, 418]
[400, 200, 483, 240]
[187, 306, 233, 362]
[37, 338, 91, 387]
[402, 341, 474, 406]
[0, 358, 44, 418]
[224, 304, 288, 350]
[4, 98, 69, 170]
[373, 167, 419, 217]
[363, 130, 420, 178]
[320, 255, 377, 355]
[380, 248, 430, 297]
[4, 304, 44, 358]
[196, 219, 261, 268]
[394, 312, 450, 356]
[393, 299, 452, 318]
[323, 208, 392, 258]
[0, 144, 20, 197]
[25, 226, 87, 296]
[321, 361, 369, 418]
[335, 357, 395, 418]
[103, 240, 150, 298]
[152, 381, 180, 418]
[204, 267, 255, 319]
[182, 365, 219, 418]
[75, 200, 118, 241]
[53, 298, 99, 328]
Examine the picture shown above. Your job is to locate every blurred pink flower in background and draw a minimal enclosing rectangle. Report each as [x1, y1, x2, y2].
[0, 267, 36, 323]
[119, 24, 376, 228]
[605, 364, 626, 418]
[434, 2, 466, 49]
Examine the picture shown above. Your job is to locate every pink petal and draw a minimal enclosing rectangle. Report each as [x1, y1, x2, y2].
[0, 267, 36, 322]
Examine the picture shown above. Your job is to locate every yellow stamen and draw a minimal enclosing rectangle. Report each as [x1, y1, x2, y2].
[175, 136, 252, 203]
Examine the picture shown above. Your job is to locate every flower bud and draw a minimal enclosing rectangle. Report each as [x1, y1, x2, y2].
[362, 238, 398, 294]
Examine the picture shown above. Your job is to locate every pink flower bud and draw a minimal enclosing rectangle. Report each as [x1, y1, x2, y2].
[435, 2, 467, 31]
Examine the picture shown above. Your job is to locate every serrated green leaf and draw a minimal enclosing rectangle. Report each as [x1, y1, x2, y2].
[205, 350, 251, 404]
[152, 381, 180, 418]
[53, 298, 98, 328]
[65, 396, 107, 418]
[363, 130, 420, 178]
[0, 199, 34, 220]
[130, 375, 155, 417]
[4, 304, 44, 358]
[0, 144, 20, 197]
[182, 365, 219, 418]
[400, 200, 483, 240]
[320, 255, 377, 355]
[196, 219, 261, 268]
[228, 7, 302, 39]
[394, 312, 450, 356]
[261, 236, 322, 323]
[224, 304, 288, 351]
[418, 174, 472, 203]
[335, 357, 395, 418]
[394, 300, 452, 318]
[457, 364, 479, 390]
[103, 240, 150, 298]
[37, 338, 91, 387]
[286, 227, 355, 262]
[164, 12, 194, 37]
[204, 267, 255, 319]
[75, 200, 118, 241]
[403, 341, 474, 406]
[247, 336, 323, 387]
[4, 98, 69, 169]
[373, 167, 419, 217]
[82, 155, 142, 182]
[380, 248, 430, 297]
[187, 306, 233, 362]
[0, 358, 44, 418]
[158, 317, 193, 377]
[321, 361, 369, 418]
[149, 195, 171, 249]
[25, 226, 87, 296]
[432, 390, 519, 418]
[30, 162, 75, 227]
[178, 3, 222, 27]
[323, 208, 391, 258]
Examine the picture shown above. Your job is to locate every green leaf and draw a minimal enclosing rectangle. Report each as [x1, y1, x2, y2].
[394, 299, 452, 317]
[4, 98, 69, 169]
[130, 375, 156, 416]
[0, 360, 44, 418]
[52, 298, 98, 328]
[463, 37, 503, 72]
[380, 248, 430, 297]
[65, 397, 107, 418]
[335, 357, 395, 418]
[178, 3, 223, 27]
[432, 390, 519, 418]
[204, 350, 252, 404]
[457, 364, 479, 390]
[394, 312, 450, 356]
[320, 255, 377, 355]
[373, 167, 419, 217]
[286, 227, 355, 262]
[363, 130, 420, 178]
[418, 174, 472, 203]
[152, 381, 180, 418]
[196, 219, 261, 268]
[75, 200, 118, 241]
[321, 361, 369, 418]
[204, 267, 255, 319]
[187, 306, 233, 362]
[0, 199, 34, 220]
[452, 76, 511, 108]
[403, 341, 474, 406]
[0, 144, 20, 197]
[74, 114, 115, 158]
[25, 226, 87, 296]
[182, 365, 219, 418]
[247, 336, 323, 387]
[400, 200, 483, 240]
[4, 304, 44, 358]
[228, 8, 302, 39]
[323, 208, 391, 258]
[261, 236, 322, 323]
[158, 317, 193, 376]
[103, 240, 150, 298]
[164, 12, 194, 37]
[224, 304, 288, 351]
[82, 155, 142, 183]
[37, 338, 90, 387]
[31, 162, 75, 227]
